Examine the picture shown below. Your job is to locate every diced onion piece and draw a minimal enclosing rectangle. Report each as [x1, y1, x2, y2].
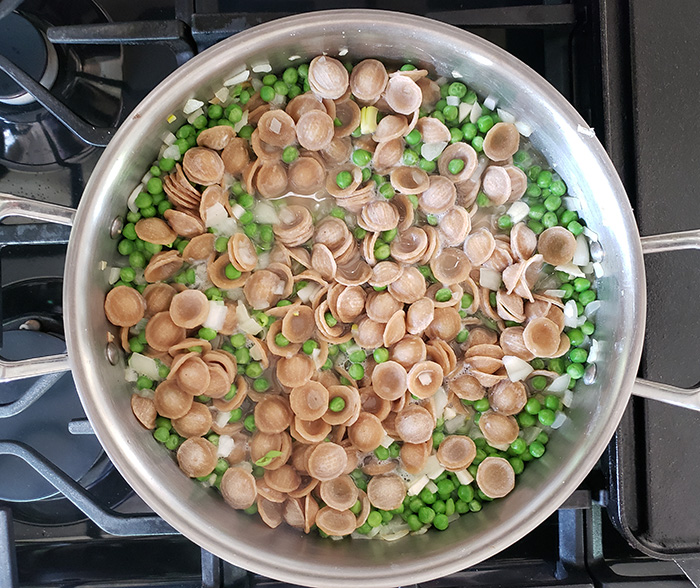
[515, 120, 533, 137]
[490, 441, 511, 451]
[450, 70, 462, 79]
[582, 226, 599, 241]
[204, 202, 229, 228]
[443, 406, 457, 421]
[253, 201, 279, 224]
[223, 70, 250, 87]
[200, 474, 217, 488]
[479, 267, 502, 290]
[496, 108, 516, 123]
[360, 106, 379, 134]
[433, 387, 448, 417]
[297, 283, 320, 303]
[562, 389, 574, 407]
[125, 367, 139, 382]
[141, 171, 153, 185]
[543, 289, 566, 298]
[435, 77, 447, 86]
[563, 300, 579, 328]
[483, 94, 498, 110]
[469, 102, 483, 124]
[555, 262, 586, 278]
[444, 414, 466, 434]
[562, 196, 579, 210]
[214, 87, 230, 103]
[250, 77, 263, 91]
[421, 141, 448, 162]
[551, 411, 567, 429]
[161, 131, 177, 146]
[381, 529, 410, 542]
[547, 373, 571, 394]
[127, 184, 142, 213]
[458, 102, 472, 123]
[455, 469, 474, 485]
[522, 426, 542, 445]
[187, 107, 204, 124]
[231, 203, 246, 219]
[162, 144, 181, 161]
[338, 47, 349, 56]
[233, 110, 249, 133]
[446, 96, 460, 106]
[250, 343, 264, 361]
[503, 355, 534, 382]
[588, 339, 600, 363]
[251, 62, 272, 73]
[203, 300, 227, 331]
[210, 217, 238, 237]
[407, 474, 429, 496]
[257, 252, 270, 270]
[425, 480, 438, 493]
[107, 267, 121, 285]
[183, 98, 204, 115]
[507, 201, 530, 224]
[593, 262, 604, 278]
[217, 434, 234, 458]
[128, 353, 161, 381]
[236, 301, 263, 335]
[214, 410, 231, 429]
[422, 455, 445, 480]
[379, 433, 394, 448]
[584, 300, 601, 319]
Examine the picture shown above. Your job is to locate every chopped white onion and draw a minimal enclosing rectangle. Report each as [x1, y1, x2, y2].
[443, 406, 457, 422]
[251, 62, 272, 73]
[593, 262, 604, 278]
[379, 433, 394, 449]
[522, 426, 542, 445]
[455, 469, 474, 485]
[562, 389, 574, 408]
[551, 411, 568, 429]
[469, 102, 483, 124]
[588, 339, 600, 363]
[214, 86, 230, 103]
[422, 455, 445, 480]
[128, 353, 161, 381]
[547, 373, 571, 394]
[582, 226, 599, 241]
[563, 300, 579, 328]
[236, 301, 263, 335]
[162, 144, 181, 161]
[161, 131, 177, 146]
[491, 441, 511, 451]
[479, 267, 502, 290]
[297, 283, 320, 303]
[458, 101, 472, 123]
[233, 110, 248, 133]
[127, 184, 142, 213]
[444, 414, 466, 434]
[503, 355, 534, 382]
[183, 98, 204, 114]
[124, 367, 139, 382]
[203, 300, 227, 331]
[213, 409, 231, 429]
[250, 343, 264, 362]
[407, 474, 429, 496]
[507, 201, 530, 223]
[433, 387, 448, 418]
[217, 434, 234, 458]
[572, 234, 590, 266]
[555, 262, 586, 278]
[381, 529, 410, 542]
[562, 196, 579, 210]
[253, 201, 279, 224]
[210, 217, 238, 237]
[446, 95, 460, 106]
[435, 76, 447, 86]
[107, 267, 121, 285]
[515, 120, 533, 137]
[250, 77, 263, 91]
[584, 300, 601, 318]
[496, 108, 516, 123]
[231, 203, 246, 219]
[483, 94, 498, 110]
[223, 70, 250, 87]
[203, 202, 229, 228]
[425, 480, 438, 493]
[421, 141, 448, 162]
[338, 47, 349, 56]
[543, 289, 566, 298]
[186, 107, 204, 124]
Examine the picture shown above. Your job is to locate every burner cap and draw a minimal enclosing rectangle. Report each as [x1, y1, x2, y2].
[0, 330, 104, 502]
[0, 12, 58, 105]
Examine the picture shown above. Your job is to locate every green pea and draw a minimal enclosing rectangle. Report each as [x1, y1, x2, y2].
[237, 192, 254, 209]
[426, 214, 438, 226]
[529, 441, 546, 458]
[450, 127, 464, 143]
[407, 514, 422, 532]
[353, 227, 367, 240]
[530, 375, 547, 391]
[497, 214, 513, 230]
[253, 378, 270, 392]
[374, 244, 391, 260]
[418, 506, 435, 524]
[544, 194, 561, 212]
[245, 362, 263, 378]
[348, 364, 365, 381]
[348, 349, 366, 363]
[134, 192, 152, 209]
[542, 212, 558, 228]
[447, 158, 465, 175]
[476, 114, 494, 133]
[405, 129, 422, 145]
[229, 408, 243, 423]
[330, 207, 345, 220]
[537, 170, 553, 188]
[461, 293, 474, 309]
[128, 251, 146, 269]
[460, 122, 477, 141]
[302, 340, 317, 355]
[518, 411, 537, 428]
[537, 408, 555, 427]
[419, 158, 437, 173]
[581, 321, 595, 336]
[153, 427, 170, 443]
[573, 277, 591, 292]
[401, 148, 418, 166]
[443, 105, 458, 121]
[273, 80, 289, 96]
[456, 329, 469, 344]
[379, 183, 395, 200]
[335, 170, 353, 189]
[471, 135, 484, 152]
[560, 209, 578, 226]
[374, 445, 389, 460]
[238, 125, 253, 139]
[146, 177, 163, 195]
[473, 398, 490, 412]
[244, 414, 256, 433]
[206, 104, 223, 120]
[433, 513, 449, 531]
[282, 67, 298, 85]
[567, 362, 585, 380]
[570, 347, 588, 363]
[579, 290, 596, 306]
[282, 145, 299, 163]
[352, 149, 372, 167]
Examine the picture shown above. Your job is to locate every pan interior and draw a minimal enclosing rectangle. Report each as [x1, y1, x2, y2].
[64, 10, 645, 587]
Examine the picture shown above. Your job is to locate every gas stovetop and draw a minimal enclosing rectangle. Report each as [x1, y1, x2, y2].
[1, 1, 700, 586]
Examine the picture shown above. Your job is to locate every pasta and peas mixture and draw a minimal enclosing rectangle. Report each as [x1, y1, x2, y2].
[103, 54, 600, 540]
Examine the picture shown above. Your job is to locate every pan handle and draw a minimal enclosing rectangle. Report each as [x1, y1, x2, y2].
[0, 193, 75, 381]
[631, 231, 700, 410]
